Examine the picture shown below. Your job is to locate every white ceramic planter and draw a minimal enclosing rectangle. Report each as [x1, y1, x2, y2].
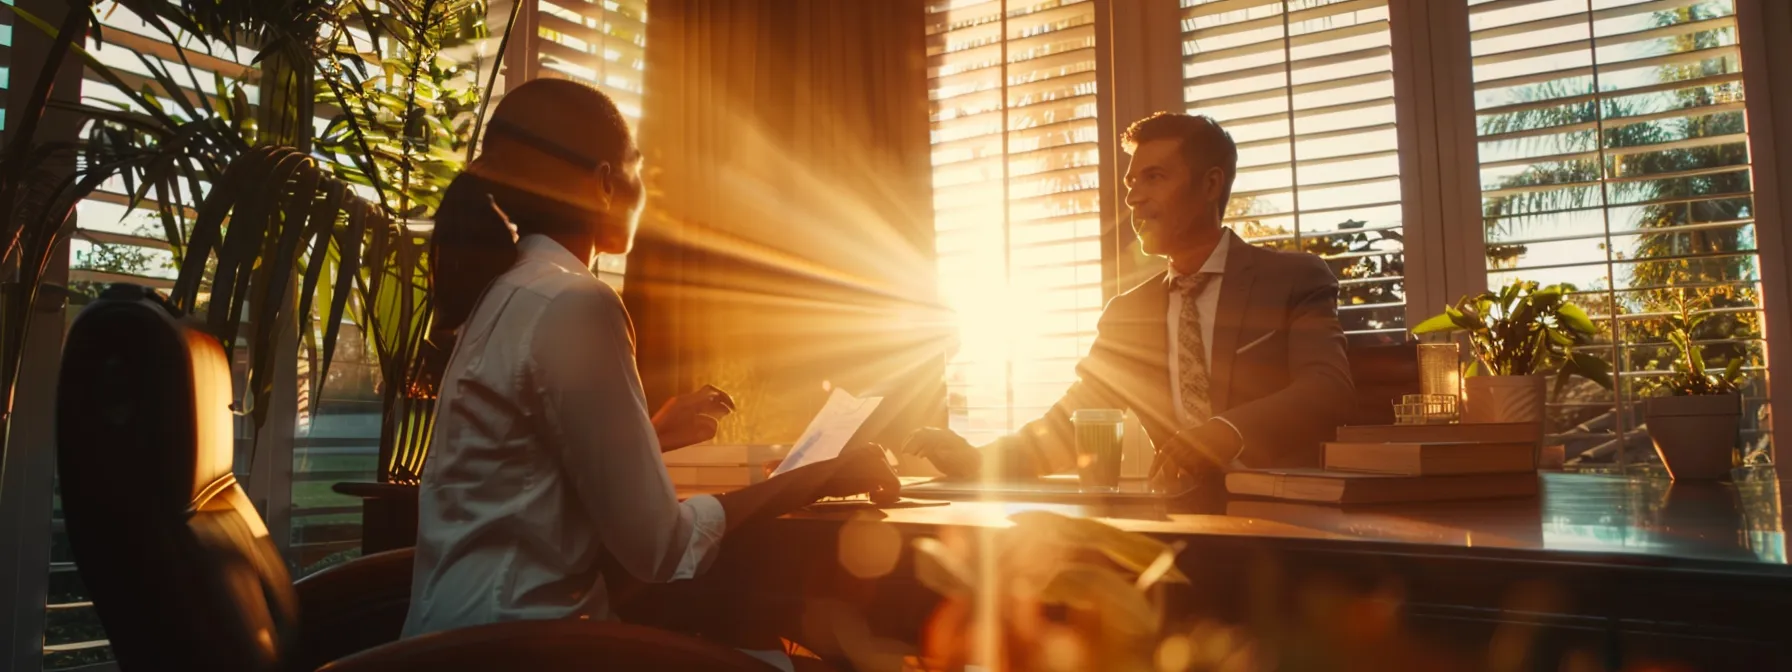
[1644, 393, 1740, 481]
[1464, 374, 1547, 424]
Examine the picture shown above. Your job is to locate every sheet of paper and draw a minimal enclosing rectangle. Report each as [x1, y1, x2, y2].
[771, 387, 883, 477]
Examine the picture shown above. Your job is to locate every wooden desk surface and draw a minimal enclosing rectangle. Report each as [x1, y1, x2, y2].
[697, 470, 1789, 575]
[691, 470, 1792, 667]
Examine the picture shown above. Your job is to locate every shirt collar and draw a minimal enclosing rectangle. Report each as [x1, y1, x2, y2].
[1164, 230, 1232, 287]
[517, 234, 594, 277]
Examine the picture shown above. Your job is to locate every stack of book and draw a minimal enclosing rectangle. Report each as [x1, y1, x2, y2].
[1226, 422, 1545, 504]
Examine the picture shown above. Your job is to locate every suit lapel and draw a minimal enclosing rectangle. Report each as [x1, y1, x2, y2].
[1114, 273, 1177, 444]
[1209, 230, 1256, 414]
[1135, 273, 1170, 382]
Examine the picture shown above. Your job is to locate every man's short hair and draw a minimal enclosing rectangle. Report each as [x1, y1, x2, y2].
[1121, 112, 1239, 208]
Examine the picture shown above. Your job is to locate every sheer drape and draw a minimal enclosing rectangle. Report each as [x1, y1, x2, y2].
[623, 0, 942, 446]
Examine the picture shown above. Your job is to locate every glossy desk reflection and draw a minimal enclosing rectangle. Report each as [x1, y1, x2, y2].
[689, 470, 1792, 669]
[771, 471, 1789, 571]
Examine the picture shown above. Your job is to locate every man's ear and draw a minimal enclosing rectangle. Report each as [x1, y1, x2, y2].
[593, 161, 616, 208]
[1203, 166, 1227, 202]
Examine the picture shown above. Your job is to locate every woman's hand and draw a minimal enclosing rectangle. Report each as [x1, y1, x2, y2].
[820, 443, 902, 505]
[652, 384, 735, 451]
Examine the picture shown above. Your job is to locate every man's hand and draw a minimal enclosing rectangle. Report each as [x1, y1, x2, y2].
[1152, 420, 1242, 493]
[900, 427, 981, 480]
[820, 443, 902, 504]
[652, 384, 736, 451]
[1148, 450, 1209, 494]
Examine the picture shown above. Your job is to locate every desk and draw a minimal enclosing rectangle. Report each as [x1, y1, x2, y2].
[699, 471, 1791, 670]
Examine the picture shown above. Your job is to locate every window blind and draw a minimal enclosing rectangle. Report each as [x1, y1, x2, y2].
[1180, 0, 1408, 347]
[927, 0, 1103, 445]
[1468, 0, 1767, 462]
[529, 0, 647, 289]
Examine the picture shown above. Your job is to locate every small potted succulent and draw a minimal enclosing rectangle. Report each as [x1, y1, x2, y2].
[1413, 281, 1612, 424]
[1641, 292, 1747, 480]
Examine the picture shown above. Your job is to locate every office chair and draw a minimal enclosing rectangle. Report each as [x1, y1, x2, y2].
[56, 284, 774, 671]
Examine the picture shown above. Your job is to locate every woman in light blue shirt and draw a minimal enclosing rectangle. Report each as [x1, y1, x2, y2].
[404, 79, 897, 670]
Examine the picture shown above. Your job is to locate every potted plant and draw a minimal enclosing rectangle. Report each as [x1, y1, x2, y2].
[1640, 291, 1747, 480]
[1413, 281, 1612, 424]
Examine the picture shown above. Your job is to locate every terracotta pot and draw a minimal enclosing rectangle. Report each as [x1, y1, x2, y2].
[1464, 374, 1547, 424]
[1644, 393, 1740, 481]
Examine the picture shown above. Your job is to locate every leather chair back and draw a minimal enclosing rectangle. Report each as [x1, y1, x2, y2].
[56, 285, 298, 671]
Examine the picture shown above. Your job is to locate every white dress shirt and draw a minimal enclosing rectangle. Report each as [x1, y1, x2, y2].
[1164, 233, 1246, 462]
[403, 235, 726, 638]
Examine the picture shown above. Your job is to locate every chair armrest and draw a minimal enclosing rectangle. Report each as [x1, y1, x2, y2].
[313, 619, 776, 671]
[290, 548, 415, 671]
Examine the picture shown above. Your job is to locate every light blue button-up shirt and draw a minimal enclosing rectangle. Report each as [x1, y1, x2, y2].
[403, 234, 725, 637]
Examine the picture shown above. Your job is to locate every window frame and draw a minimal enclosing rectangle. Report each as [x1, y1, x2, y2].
[1, 3, 98, 671]
[1426, 0, 1788, 474]
[1024, 0, 1792, 472]
[1733, 0, 1792, 480]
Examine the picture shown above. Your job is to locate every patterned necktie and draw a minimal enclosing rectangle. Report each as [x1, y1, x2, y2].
[1175, 272, 1216, 423]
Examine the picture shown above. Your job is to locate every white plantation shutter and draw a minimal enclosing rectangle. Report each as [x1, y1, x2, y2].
[1467, 0, 1768, 461]
[530, 0, 646, 123]
[927, 0, 1103, 445]
[1180, 0, 1409, 346]
[508, 0, 647, 288]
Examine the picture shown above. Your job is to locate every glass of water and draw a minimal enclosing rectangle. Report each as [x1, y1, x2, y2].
[1072, 409, 1125, 491]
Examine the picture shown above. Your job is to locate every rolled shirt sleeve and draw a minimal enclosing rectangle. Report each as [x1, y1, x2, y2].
[529, 284, 724, 583]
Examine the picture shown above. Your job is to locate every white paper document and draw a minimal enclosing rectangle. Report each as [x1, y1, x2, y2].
[770, 387, 883, 477]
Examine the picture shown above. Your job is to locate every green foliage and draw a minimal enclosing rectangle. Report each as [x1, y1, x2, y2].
[306, 0, 498, 482]
[0, 3, 149, 465]
[1412, 280, 1613, 395]
[167, 147, 382, 450]
[69, 222, 179, 301]
[314, 0, 489, 218]
[1642, 288, 1749, 397]
[0, 0, 520, 489]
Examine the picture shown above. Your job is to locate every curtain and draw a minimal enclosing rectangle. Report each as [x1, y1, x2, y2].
[623, 0, 942, 448]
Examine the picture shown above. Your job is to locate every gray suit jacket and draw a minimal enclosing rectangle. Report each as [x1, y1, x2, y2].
[1005, 230, 1355, 473]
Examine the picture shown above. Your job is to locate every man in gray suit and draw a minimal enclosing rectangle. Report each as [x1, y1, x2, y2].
[906, 112, 1355, 483]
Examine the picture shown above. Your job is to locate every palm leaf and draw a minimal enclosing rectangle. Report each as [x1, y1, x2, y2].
[167, 144, 382, 472]
[206, 150, 306, 349]
[243, 166, 322, 436]
[172, 146, 275, 310]
[296, 180, 348, 395]
[324, 201, 371, 385]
